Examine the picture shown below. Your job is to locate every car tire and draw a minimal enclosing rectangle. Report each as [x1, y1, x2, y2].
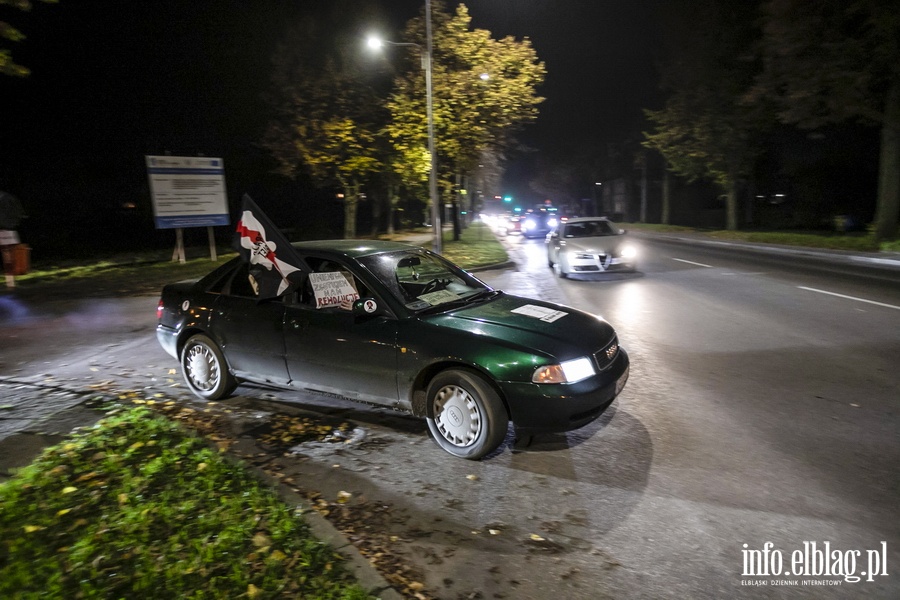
[180, 334, 238, 401]
[554, 261, 568, 279]
[425, 368, 508, 460]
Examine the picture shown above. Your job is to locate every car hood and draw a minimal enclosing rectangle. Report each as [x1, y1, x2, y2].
[424, 293, 616, 361]
[562, 236, 626, 254]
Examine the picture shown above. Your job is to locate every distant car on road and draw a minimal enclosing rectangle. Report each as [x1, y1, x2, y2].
[521, 210, 560, 238]
[546, 217, 638, 277]
[157, 240, 629, 459]
[497, 213, 522, 236]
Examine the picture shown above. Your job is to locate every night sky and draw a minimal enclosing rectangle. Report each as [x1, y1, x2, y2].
[1, 0, 665, 250]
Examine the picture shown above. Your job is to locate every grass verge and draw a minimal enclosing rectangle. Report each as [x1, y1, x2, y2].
[8, 222, 509, 299]
[0, 406, 374, 600]
[440, 221, 509, 268]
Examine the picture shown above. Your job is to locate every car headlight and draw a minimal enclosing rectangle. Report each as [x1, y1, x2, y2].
[619, 245, 637, 259]
[572, 253, 594, 260]
[532, 357, 596, 384]
[523, 219, 536, 230]
[547, 218, 558, 227]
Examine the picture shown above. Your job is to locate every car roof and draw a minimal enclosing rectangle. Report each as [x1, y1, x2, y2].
[291, 239, 422, 259]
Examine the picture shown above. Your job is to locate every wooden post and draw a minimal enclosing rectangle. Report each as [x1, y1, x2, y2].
[172, 228, 186, 264]
[207, 226, 217, 261]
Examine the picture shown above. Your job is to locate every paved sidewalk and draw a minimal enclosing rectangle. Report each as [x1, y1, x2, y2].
[0, 378, 108, 481]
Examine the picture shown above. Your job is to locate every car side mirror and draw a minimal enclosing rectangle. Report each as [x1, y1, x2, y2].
[352, 297, 386, 318]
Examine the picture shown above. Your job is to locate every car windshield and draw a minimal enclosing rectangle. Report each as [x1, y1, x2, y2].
[564, 220, 617, 238]
[357, 249, 491, 312]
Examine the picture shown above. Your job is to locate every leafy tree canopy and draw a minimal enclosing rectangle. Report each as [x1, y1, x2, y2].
[751, 0, 900, 240]
[643, 0, 771, 230]
[261, 9, 385, 238]
[386, 3, 545, 195]
[1, 0, 57, 77]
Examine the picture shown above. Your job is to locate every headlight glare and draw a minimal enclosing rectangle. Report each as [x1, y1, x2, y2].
[532, 357, 596, 384]
[620, 245, 637, 259]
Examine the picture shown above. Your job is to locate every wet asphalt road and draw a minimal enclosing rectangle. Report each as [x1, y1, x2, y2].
[1, 232, 899, 599]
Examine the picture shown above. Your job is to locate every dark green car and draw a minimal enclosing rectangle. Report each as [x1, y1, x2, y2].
[156, 240, 629, 459]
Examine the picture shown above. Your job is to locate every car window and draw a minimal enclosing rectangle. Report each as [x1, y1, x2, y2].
[358, 250, 490, 312]
[225, 263, 261, 298]
[564, 220, 616, 238]
[298, 257, 369, 311]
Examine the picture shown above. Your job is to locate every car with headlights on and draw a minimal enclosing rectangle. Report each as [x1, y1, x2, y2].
[546, 217, 637, 277]
[156, 240, 629, 460]
[521, 210, 560, 238]
[497, 213, 523, 236]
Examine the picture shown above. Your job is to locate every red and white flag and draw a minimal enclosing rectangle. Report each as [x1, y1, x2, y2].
[233, 194, 308, 298]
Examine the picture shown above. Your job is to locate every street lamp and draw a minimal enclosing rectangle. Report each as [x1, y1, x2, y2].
[366, 1, 442, 253]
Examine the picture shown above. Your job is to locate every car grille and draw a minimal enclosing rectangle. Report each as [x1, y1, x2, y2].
[593, 336, 619, 370]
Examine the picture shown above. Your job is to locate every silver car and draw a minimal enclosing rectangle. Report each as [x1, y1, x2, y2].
[546, 217, 638, 277]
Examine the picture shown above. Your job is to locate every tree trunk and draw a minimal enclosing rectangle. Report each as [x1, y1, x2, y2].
[387, 184, 397, 235]
[726, 178, 739, 231]
[640, 162, 648, 223]
[370, 191, 382, 238]
[452, 173, 461, 241]
[661, 170, 671, 225]
[461, 174, 469, 231]
[874, 80, 900, 242]
[342, 179, 359, 239]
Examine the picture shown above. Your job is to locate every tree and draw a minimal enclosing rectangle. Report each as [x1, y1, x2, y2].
[385, 3, 545, 238]
[1, 0, 56, 77]
[643, 0, 770, 231]
[262, 17, 383, 239]
[751, 0, 900, 241]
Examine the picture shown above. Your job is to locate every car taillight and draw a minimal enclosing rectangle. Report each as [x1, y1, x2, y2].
[157, 299, 164, 321]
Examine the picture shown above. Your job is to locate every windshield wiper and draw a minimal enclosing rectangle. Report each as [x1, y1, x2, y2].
[416, 289, 500, 314]
[464, 289, 502, 303]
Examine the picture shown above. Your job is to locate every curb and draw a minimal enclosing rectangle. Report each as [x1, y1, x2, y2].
[240, 462, 405, 600]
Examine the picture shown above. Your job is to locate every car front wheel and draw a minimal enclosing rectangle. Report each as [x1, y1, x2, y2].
[554, 260, 568, 278]
[180, 334, 238, 400]
[426, 368, 508, 460]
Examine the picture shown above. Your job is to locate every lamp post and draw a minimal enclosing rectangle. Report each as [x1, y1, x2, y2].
[366, 0, 442, 253]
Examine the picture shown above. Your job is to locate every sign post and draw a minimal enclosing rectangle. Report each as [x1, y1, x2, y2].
[146, 156, 230, 262]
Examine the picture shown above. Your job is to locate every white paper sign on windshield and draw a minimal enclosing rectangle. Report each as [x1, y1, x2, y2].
[511, 304, 568, 322]
[310, 272, 359, 309]
[419, 289, 458, 305]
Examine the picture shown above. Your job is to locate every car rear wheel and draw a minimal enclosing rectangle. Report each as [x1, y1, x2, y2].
[426, 368, 508, 460]
[180, 334, 237, 400]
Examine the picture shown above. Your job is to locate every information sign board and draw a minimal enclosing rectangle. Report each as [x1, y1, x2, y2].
[146, 155, 230, 229]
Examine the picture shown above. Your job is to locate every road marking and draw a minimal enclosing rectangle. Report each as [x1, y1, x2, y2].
[797, 286, 900, 310]
[672, 258, 713, 268]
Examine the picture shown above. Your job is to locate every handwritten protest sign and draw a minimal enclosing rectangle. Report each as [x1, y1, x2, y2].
[309, 271, 359, 309]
